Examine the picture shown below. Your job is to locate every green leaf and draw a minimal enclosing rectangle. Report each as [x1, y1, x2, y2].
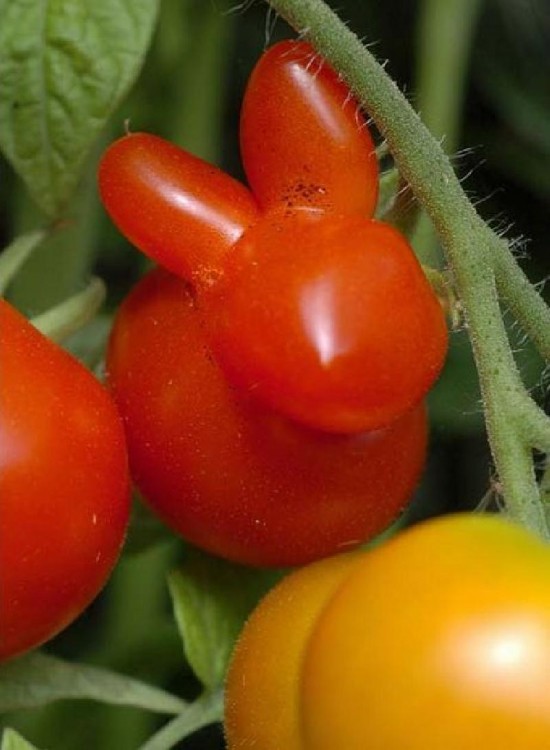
[0, 652, 186, 714]
[0, 0, 160, 217]
[168, 550, 282, 690]
[1, 729, 41, 750]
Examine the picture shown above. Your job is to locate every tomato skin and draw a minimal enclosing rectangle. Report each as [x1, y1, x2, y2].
[106, 268, 428, 567]
[0, 301, 130, 662]
[225, 553, 358, 750]
[98, 132, 259, 282]
[225, 514, 550, 749]
[240, 40, 378, 215]
[204, 209, 448, 434]
[304, 514, 550, 749]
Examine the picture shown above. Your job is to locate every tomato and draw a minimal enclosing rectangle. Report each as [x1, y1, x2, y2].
[204, 209, 448, 433]
[99, 137, 445, 433]
[98, 40, 447, 436]
[0, 301, 130, 662]
[225, 514, 550, 749]
[240, 40, 379, 215]
[106, 267, 427, 567]
[225, 553, 358, 749]
[98, 132, 259, 282]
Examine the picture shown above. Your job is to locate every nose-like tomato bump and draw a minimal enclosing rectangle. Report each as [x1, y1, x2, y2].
[202, 208, 448, 434]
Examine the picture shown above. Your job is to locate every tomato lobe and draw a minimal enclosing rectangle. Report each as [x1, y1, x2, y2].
[204, 210, 448, 433]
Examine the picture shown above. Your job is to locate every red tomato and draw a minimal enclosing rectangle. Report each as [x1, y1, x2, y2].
[203, 209, 448, 433]
[226, 514, 550, 749]
[0, 301, 130, 662]
[240, 40, 379, 215]
[106, 267, 428, 567]
[98, 132, 259, 282]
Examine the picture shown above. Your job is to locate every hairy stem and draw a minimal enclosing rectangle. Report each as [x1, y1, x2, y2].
[492, 237, 550, 363]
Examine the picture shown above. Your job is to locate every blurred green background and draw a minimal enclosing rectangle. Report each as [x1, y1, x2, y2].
[1, 0, 549, 747]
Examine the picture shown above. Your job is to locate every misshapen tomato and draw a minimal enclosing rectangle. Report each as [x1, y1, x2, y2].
[204, 209, 448, 434]
[98, 38, 447, 436]
[240, 40, 379, 214]
[0, 301, 130, 662]
[106, 268, 428, 567]
[225, 514, 550, 749]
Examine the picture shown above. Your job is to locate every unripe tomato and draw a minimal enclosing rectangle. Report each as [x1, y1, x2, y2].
[98, 132, 259, 282]
[106, 268, 427, 567]
[0, 301, 130, 662]
[204, 209, 448, 433]
[225, 553, 358, 749]
[240, 40, 379, 215]
[225, 514, 550, 749]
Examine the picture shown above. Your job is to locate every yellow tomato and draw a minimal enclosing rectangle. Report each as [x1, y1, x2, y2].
[224, 552, 357, 749]
[225, 514, 550, 749]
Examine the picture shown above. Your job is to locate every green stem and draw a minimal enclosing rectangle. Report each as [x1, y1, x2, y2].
[9, 141, 104, 314]
[541, 460, 550, 511]
[169, 0, 234, 163]
[416, 0, 482, 151]
[30, 277, 106, 343]
[92, 542, 180, 750]
[0, 229, 49, 296]
[455, 251, 546, 534]
[516, 394, 550, 453]
[413, 0, 483, 264]
[137, 691, 223, 750]
[265, 0, 550, 538]
[492, 238, 550, 362]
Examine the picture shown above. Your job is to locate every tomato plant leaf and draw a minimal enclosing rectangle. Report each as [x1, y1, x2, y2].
[168, 550, 282, 690]
[0, 652, 186, 714]
[0, 0, 160, 217]
[1, 730, 41, 750]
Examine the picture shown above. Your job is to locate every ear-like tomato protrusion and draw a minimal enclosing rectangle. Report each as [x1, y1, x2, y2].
[240, 40, 379, 215]
[98, 132, 260, 282]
